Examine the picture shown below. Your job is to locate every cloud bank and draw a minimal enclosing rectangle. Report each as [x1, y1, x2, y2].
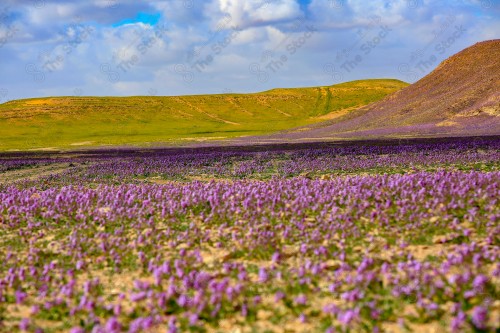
[0, 0, 498, 101]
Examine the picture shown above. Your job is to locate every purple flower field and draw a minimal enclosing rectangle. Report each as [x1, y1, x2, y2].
[0, 139, 499, 332]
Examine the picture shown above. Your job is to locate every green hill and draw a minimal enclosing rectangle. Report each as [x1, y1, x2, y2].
[0, 79, 407, 150]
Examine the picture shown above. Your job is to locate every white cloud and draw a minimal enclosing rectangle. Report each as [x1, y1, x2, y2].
[217, 0, 301, 28]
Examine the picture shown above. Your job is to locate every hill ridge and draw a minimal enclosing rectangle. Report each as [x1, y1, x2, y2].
[266, 39, 500, 141]
[0, 79, 407, 150]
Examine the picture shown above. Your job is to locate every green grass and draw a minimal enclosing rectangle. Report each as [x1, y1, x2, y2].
[0, 79, 408, 150]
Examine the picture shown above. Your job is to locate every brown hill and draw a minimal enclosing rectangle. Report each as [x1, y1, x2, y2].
[266, 39, 500, 141]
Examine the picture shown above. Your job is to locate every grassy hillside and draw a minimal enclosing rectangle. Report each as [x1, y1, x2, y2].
[0, 79, 407, 150]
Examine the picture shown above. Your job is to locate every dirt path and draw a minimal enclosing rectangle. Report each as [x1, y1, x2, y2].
[0, 163, 73, 184]
[172, 97, 241, 125]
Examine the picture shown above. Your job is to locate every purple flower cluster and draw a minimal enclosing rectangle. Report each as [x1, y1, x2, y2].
[2, 140, 498, 190]
[0, 140, 498, 332]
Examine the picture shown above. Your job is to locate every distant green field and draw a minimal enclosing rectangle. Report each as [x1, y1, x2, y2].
[0, 79, 407, 150]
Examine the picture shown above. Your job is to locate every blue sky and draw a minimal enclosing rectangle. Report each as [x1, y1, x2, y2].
[0, 0, 498, 101]
[112, 13, 162, 27]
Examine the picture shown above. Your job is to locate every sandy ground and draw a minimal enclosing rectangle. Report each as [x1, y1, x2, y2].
[0, 163, 73, 184]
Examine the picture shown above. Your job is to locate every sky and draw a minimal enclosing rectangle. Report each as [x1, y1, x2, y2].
[0, 0, 498, 102]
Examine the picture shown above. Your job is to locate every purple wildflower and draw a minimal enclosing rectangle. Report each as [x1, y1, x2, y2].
[471, 306, 488, 329]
